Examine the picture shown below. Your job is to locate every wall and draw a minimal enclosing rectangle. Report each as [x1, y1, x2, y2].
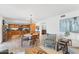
[0, 16, 3, 43]
[4, 17, 30, 25]
[37, 10, 79, 47]
[37, 16, 59, 34]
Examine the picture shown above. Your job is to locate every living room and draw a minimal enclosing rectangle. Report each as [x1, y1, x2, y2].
[0, 4, 79, 54]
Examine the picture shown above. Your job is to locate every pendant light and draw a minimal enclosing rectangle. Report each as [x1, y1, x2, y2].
[30, 14, 32, 24]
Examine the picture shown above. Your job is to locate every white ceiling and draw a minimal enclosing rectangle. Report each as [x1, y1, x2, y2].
[0, 4, 79, 21]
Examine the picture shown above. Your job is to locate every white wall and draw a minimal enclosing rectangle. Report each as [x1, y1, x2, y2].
[37, 16, 59, 34]
[37, 10, 79, 47]
[0, 16, 3, 43]
[4, 17, 31, 25]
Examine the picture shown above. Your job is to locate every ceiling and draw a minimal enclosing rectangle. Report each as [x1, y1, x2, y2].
[0, 4, 79, 22]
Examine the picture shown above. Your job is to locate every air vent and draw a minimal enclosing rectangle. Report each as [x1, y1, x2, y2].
[60, 14, 66, 18]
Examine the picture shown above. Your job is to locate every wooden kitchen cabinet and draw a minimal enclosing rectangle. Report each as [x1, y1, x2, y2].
[4, 23, 36, 41]
[8, 24, 20, 28]
[30, 23, 36, 33]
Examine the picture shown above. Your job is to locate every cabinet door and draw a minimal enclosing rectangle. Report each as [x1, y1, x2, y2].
[30, 23, 36, 33]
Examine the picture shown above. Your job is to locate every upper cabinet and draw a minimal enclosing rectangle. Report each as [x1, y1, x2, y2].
[59, 16, 79, 33]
